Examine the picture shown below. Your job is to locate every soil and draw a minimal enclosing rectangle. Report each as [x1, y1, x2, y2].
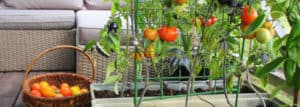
[94, 85, 254, 98]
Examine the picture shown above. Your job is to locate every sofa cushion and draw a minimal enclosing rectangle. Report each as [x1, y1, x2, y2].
[85, 0, 126, 10]
[3, 0, 83, 10]
[0, 10, 75, 30]
[76, 10, 133, 45]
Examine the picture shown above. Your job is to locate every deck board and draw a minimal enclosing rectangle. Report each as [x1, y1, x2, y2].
[0, 72, 4, 79]
[14, 72, 49, 107]
[0, 72, 24, 107]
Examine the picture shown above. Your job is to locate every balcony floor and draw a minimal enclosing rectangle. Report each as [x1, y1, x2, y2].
[0, 72, 49, 107]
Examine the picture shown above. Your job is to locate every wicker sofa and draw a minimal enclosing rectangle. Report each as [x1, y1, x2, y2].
[0, 0, 117, 72]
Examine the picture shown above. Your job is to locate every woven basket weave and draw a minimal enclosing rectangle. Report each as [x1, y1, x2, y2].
[22, 45, 96, 107]
[0, 30, 75, 71]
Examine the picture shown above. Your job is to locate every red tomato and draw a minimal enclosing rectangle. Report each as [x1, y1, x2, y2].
[143, 28, 158, 41]
[205, 18, 213, 27]
[241, 5, 258, 25]
[31, 83, 41, 91]
[60, 87, 72, 97]
[211, 16, 217, 24]
[30, 89, 42, 97]
[158, 25, 178, 42]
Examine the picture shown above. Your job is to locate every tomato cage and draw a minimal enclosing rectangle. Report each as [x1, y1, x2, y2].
[132, 0, 247, 107]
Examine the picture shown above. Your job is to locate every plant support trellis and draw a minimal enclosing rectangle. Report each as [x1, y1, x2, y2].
[132, 0, 246, 107]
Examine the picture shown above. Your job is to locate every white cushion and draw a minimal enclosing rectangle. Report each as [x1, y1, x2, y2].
[76, 10, 132, 45]
[0, 10, 75, 29]
[3, 0, 83, 10]
[85, 0, 126, 10]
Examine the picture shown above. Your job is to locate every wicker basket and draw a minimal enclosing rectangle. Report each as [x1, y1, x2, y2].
[22, 45, 96, 107]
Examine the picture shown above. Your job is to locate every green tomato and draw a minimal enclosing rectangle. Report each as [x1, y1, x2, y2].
[255, 28, 272, 43]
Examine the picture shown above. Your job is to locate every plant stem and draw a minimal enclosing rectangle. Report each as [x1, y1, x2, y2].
[185, 72, 192, 107]
[246, 69, 266, 107]
[121, 70, 128, 97]
[293, 66, 300, 107]
[137, 63, 150, 107]
[223, 57, 234, 107]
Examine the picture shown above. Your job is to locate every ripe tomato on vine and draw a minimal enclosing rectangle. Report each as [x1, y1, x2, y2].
[241, 5, 258, 25]
[158, 25, 178, 42]
[143, 28, 158, 41]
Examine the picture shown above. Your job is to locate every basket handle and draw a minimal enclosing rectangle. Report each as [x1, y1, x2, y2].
[23, 45, 96, 85]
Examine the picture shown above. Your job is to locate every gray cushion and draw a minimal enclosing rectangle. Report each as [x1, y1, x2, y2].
[85, 0, 126, 10]
[0, 10, 75, 30]
[3, 0, 83, 10]
[76, 10, 132, 45]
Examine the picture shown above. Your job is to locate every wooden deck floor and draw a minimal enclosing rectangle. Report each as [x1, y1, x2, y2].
[0, 72, 55, 107]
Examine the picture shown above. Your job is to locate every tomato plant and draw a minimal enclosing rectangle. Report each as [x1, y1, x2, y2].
[158, 25, 178, 42]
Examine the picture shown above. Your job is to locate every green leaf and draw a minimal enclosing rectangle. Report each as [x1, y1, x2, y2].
[114, 81, 119, 95]
[84, 40, 97, 51]
[287, 19, 300, 49]
[244, 14, 267, 35]
[96, 42, 110, 57]
[271, 11, 285, 19]
[255, 57, 287, 77]
[284, 60, 295, 85]
[270, 83, 287, 100]
[108, 34, 121, 52]
[106, 61, 116, 78]
[288, 47, 300, 64]
[154, 40, 163, 54]
[100, 29, 107, 39]
[102, 74, 121, 85]
[273, 36, 287, 50]
[295, 67, 300, 90]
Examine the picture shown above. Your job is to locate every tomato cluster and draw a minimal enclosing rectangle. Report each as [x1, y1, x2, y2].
[240, 5, 274, 43]
[193, 16, 217, 27]
[30, 81, 89, 98]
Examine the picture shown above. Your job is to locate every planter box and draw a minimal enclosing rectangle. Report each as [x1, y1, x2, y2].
[90, 81, 285, 107]
[92, 93, 274, 107]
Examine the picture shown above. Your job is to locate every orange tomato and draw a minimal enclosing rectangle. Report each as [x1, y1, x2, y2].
[241, 5, 258, 25]
[144, 44, 155, 58]
[60, 87, 72, 97]
[31, 83, 41, 91]
[131, 52, 144, 61]
[144, 28, 158, 41]
[240, 24, 256, 39]
[60, 83, 70, 89]
[30, 89, 42, 97]
[41, 86, 56, 97]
